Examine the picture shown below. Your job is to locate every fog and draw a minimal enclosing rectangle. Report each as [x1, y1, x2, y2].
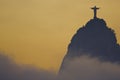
[0, 53, 120, 80]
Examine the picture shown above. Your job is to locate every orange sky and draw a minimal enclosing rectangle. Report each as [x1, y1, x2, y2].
[0, 0, 120, 72]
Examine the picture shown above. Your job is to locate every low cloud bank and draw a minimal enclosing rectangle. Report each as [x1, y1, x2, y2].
[0, 53, 120, 80]
[0, 53, 55, 80]
[59, 56, 120, 80]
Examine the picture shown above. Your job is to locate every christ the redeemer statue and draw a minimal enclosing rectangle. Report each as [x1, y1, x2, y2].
[91, 6, 100, 19]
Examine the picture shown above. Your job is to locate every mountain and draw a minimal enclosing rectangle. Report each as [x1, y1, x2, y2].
[60, 18, 120, 72]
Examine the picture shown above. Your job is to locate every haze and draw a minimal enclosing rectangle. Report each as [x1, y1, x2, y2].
[0, 0, 120, 72]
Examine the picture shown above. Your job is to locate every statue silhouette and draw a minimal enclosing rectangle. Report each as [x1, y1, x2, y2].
[91, 6, 99, 19]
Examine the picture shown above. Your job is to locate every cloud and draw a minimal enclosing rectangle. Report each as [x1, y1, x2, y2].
[0, 53, 120, 80]
[0, 53, 55, 80]
[60, 56, 120, 80]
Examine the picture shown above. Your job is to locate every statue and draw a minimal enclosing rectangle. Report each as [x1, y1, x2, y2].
[91, 6, 100, 19]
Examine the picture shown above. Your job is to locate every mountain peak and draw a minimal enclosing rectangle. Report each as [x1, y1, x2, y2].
[86, 18, 106, 26]
[60, 18, 120, 72]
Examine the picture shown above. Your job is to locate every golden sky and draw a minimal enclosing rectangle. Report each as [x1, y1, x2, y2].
[0, 0, 120, 72]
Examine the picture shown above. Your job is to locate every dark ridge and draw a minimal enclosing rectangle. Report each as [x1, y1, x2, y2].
[60, 18, 120, 72]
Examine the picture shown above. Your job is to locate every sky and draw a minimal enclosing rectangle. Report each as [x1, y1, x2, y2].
[0, 0, 120, 72]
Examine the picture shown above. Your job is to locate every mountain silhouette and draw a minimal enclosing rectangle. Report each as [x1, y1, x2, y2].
[60, 18, 120, 72]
